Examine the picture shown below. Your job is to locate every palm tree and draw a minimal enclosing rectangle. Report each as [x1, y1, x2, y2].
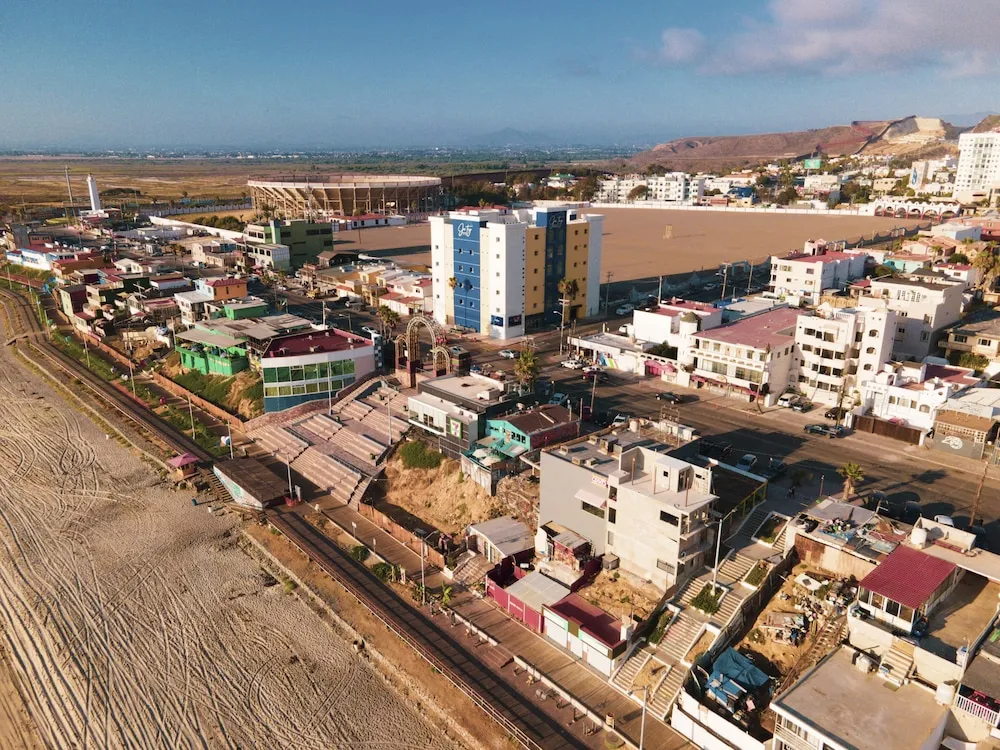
[514, 348, 540, 389]
[376, 305, 400, 336]
[440, 584, 453, 607]
[837, 462, 865, 500]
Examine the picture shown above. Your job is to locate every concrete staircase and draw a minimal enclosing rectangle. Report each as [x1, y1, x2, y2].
[711, 588, 745, 626]
[718, 552, 755, 583]
[612, 645, 653, 692]
[879, 642, 915, 686]
[727, 505, 771, 547]
[657, 611, 703, 663]
[451, 553, 494, 586]
[650, 665, 686, 719]
[291, 447, 362, 504]
[774, 523, 791, 554]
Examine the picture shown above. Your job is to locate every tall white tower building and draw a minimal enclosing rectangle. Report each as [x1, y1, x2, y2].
[86, 174, 101, 213]
[955, 131, 1000, 202]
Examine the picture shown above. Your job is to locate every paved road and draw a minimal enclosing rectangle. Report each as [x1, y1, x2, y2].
[270, 511, 586, 750]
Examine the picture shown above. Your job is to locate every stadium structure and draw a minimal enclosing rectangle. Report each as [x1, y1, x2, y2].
[248, 174, 442, 219]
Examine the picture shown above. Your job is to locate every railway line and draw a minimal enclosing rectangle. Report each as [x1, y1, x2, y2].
[270, 511, 585, 750]
[0, 288, 212, 463]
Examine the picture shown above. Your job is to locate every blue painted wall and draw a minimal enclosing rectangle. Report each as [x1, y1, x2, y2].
[452, 219, 482, 331]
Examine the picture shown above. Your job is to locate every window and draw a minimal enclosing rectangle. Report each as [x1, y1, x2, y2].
[980, 338, 991, 347]
[954, 334, 968, 343]
[919, 404, 930, 413]
[581, 501, 605, 519]
[871, 592, 885, 610]
[866, 346, 876, 354]
[659, 510, 679, 526]
[608, 507, 616, 524]
[885, 599, 900, 617]
[868, 330, 879, 337]
[656, 560, 676, 574]
[863, 364, 873, 371]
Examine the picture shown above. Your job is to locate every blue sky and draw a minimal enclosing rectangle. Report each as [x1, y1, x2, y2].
[1, 0, 997, 148]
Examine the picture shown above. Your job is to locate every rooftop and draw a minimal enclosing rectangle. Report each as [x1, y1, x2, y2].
[858, 546, 956, 609]
[962, 623, 1000, 698]
[176, 327, 243, 350]
[263, 328, 370, 357]
[869, 275, 952, 291]
[544, 430, 663, 480]
[694, 306, 802, 350]
[501, 404, 576, 435]
[467, 516, 533, 557]
[214, 458, 287, 503]
[773, 646, 948, 750]
[570, 331, 651, 354]
[502, 572, 570, 615]
[407, 391, 480, 425]
[547, 594, 624, 648]
[779, 250, 856, 264]
[951, 312, 1000, 337]
[420, 373, 512, 405]
[934, 410, 996, 432]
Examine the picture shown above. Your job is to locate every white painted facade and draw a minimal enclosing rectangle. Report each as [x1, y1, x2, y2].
[630, 301, 723, 346]
[956, 131, 1000, 200]
[769, 250, 867, 305]
[862, 361, 979, 433]
[597, 173, 704, 204]
[858, 277, 964, 361]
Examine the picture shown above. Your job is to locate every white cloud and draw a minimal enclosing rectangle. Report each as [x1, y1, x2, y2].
[650, 0, 1000, 78]
[657, 28, 705, 64]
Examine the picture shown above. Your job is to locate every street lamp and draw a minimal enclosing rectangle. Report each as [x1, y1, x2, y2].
[629, 686, 648, 750]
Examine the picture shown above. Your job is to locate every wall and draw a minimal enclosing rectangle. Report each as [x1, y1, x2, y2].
[354, 501, 446, 568]
[539, 449, 609, 555]
[793, 535, 878, 581]
[671, 692, 767, 750]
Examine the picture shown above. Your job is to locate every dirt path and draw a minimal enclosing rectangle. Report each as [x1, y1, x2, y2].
[0, 337, 448, 748]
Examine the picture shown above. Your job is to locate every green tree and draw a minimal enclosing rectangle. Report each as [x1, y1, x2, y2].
[626, 184, 649, 201]
[514, 348, 540, 389]
[774, 187, 799, 206]
[948, 252, 970, 265]
[376, 305, 400, 335]
[837, 462, 865, 500]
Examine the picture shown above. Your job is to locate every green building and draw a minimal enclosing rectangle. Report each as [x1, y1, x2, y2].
[244, 219, 333, 270]
[175, 328, 249, 377]
[209, 297, 270, 321]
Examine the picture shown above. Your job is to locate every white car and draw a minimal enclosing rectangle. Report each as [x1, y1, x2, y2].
[777, 392, 799, 408]
[735, 454, 758, 472]
[548, 393, 569, 407]
[583, 364, 602, 374]
[615, 304, 634, 316]
[499, 349, 517, 360]
[361, 326, 379, 337]
[612, 414, 629, 427]
[561, 359, 585, 369]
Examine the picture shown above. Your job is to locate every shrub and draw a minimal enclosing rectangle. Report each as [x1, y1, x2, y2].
[349, 545, 371, 563]
[282, 578, 297, 594]
[371, 562, 396, 583]
[745, 561, 768, 587]
[648, 609, 673, 644]
[399, 440, 443, 469]
[691, 584, 723, 615]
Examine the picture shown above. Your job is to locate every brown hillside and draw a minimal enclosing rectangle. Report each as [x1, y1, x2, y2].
[971, 114, 1000, 133]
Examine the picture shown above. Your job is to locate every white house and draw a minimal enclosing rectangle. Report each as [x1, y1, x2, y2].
[861, 361, 980, 434]
[769, 244, 868, 305]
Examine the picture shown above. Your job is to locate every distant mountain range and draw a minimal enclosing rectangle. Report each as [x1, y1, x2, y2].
[626, 114, 999, 172]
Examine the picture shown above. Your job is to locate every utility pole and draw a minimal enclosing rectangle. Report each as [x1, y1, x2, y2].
[604, 271, 613, 313]
[656, 275, 663, 303]
[746, 262, 754, 296]
[187, 394, 195, 436]
[970, 462, 989, 527]
[227, 421, 234, 459]
[590, 371, 598, 412]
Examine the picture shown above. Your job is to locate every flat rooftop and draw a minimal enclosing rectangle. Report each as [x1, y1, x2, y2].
[263, 328, 370, 357]
[694, 306, 801, 350]
[420, 373, 511, 404]
[922, 575, 1000, 662]
[571, 331, 651, 354]
[951, 312, 1000, 337]
[773, 646, 948, 750]
[545, 430, 664, 479]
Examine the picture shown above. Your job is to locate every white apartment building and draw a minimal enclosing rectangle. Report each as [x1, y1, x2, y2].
[630, 298, 722, 346]
[596, 173, 704, 204]
[795, 305, 895, 406]
[682, 307, 801, 406]
[803, 174, 842, 193]
[769, 247, 867, 305]
[856, 275, 964, 361]
[538, 430, 718, 591]
[861, 361, 979, 433]
[955, 130, 1000, 201]
[429, 206, 602, 340]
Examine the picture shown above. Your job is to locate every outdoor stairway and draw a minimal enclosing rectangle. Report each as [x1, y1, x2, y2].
[711, 588, 746, 626]
[717, 552, 755, 584]
[204, 471, 230, 503]
[648, 668, 680, 719]
[360, 409, 409, 444]
[329, 428, 385, 468]
[879, 642, 915, 686]
[251, 425, 309, 462]
[339, 400, 373, 421]
[286, 423, 325, 447]
[675, 576, 707, 608]
[650, 664, 686, 719]
[291, 448, 362, 505]
[727, 505, 771, 547]
[612, 646, 653, 692]
[349, 476, 372, 507]
[451, 553, 494, 586]
[773, 523, 791, 554]
[657, 612, 703, 663]
[294, 413, 343, 441]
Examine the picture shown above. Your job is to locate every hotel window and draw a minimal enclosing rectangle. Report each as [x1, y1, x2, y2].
[581, 501, 605, 519]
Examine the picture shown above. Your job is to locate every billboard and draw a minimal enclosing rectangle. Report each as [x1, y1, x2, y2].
[803, 158, 822, 170]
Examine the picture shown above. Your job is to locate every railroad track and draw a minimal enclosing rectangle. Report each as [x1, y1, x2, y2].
[0, 288, 212, 463]
[269, 511, 585, 750]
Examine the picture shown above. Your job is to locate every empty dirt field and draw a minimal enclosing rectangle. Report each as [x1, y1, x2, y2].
[0, 335, 448, 747]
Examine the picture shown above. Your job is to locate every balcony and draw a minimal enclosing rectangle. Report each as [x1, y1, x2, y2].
[774, 722, 820, 750]
[955, 693, 1000, 727]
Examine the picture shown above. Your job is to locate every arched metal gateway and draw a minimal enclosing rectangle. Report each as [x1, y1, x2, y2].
[394, 314, 451, 386]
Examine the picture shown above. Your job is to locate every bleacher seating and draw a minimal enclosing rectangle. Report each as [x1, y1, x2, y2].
[291, 447, 361, 505]
[250, 425, 309, 462]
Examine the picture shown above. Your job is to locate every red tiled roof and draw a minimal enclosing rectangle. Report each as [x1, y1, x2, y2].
[262, 328, 371, 357]
[205, 278, 245, 288]
[547, 594, 623, 648]
[858, 546, 955, 609]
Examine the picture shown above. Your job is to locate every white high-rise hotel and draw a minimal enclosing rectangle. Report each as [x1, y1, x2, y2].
[955, 130, 1000, 202]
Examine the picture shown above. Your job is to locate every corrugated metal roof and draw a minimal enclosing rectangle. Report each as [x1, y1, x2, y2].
[858, 546, 956, 609]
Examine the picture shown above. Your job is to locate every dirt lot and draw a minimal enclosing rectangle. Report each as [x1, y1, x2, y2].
[580, 570, 664, 621]
[343, 208, 923, 282]
[0, 336, 446, 747]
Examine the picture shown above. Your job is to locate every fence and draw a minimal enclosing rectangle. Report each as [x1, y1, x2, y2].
[852, 414, 923, 445]
[354, 501, 447, 569]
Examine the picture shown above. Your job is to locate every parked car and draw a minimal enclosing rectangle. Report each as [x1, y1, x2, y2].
[583, 370, 609, 384]
[449, 345, 465, 354]
[824, 407, 844, 421]
[656, 391, 682, 404]
[777, 392, 799, 408]
[735, 454, 758, 472]
[615, 304, 634, 316]
[361, 326, 380, 337]
[759, 458, 787, 480]
[970, 525, 990, 551]
[698, 439, 733, 459]
[548, 393, 569, 407]
[469, 364, 483, 374]
[581, 405, 593, 421]
[934, 515, 955, 527]
[612, 414, 629, 427]
[499, 349, 517, 359]
[791, 400, 812, 413]
[561, 358, 585, 369]
[583, 364, 603, 374]
[804, 423, 845, 438]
